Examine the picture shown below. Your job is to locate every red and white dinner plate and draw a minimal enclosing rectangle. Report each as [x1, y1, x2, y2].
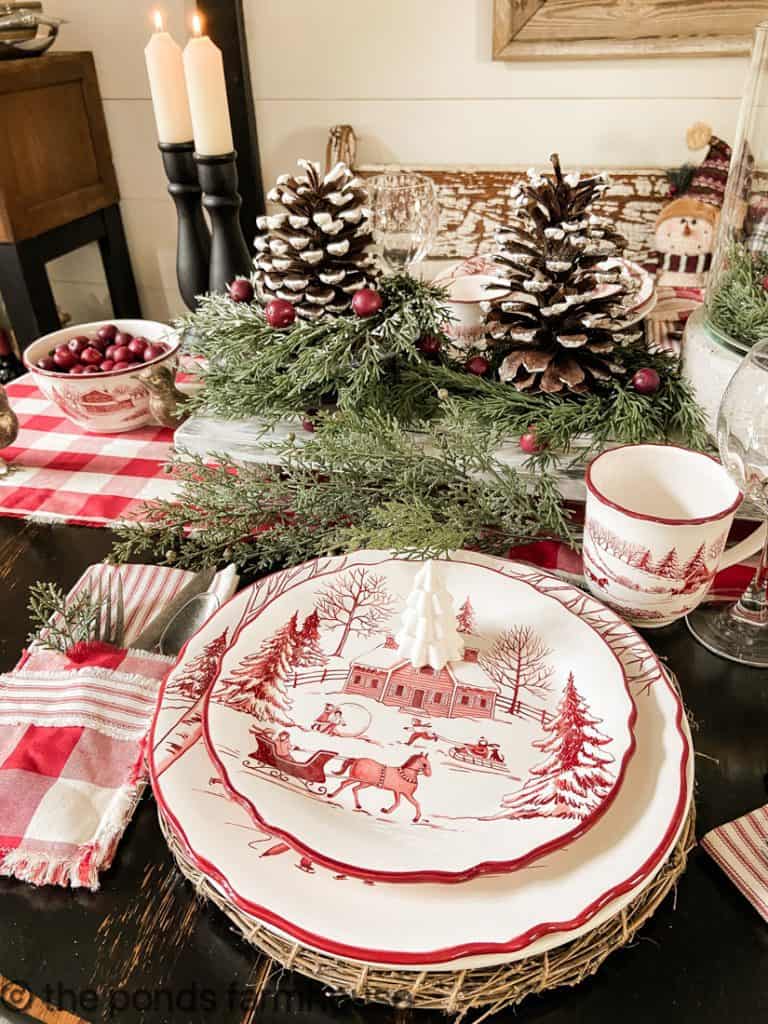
[200, 553, 636, 883]
[150, 550, 692, 968]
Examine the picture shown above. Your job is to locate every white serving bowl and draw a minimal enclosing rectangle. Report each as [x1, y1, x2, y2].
[23, 319, 180, 433]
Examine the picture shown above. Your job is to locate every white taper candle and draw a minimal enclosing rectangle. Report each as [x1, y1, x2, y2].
[144, 11, 193, 144]
[182, 13, 234, 157]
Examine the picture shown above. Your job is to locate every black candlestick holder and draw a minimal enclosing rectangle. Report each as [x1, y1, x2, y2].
[195, 151, 253, 294]
[159, 142, 211, 311]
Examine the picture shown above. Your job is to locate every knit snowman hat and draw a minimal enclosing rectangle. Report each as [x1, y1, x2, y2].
[684, 122, 732, 210]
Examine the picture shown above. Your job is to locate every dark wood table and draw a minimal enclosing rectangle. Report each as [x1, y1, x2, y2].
[1, 518, 766, 1024]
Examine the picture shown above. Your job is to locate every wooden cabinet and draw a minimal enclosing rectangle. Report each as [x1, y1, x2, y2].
[0, 52, 118, 242]
[0, 52, 140, 349]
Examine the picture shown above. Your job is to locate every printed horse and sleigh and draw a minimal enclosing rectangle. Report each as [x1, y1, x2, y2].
[243, 728, 432, 821]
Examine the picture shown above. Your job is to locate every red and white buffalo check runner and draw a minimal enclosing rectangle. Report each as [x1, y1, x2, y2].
[0, 376, 178, 526]
[701, 805, 768, 922]
[0, 562, 236, 889]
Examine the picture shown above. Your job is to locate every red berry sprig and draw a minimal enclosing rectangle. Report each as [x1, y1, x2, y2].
[417, 334, 442, 356]
[761, 274, 768, 292]
[465, 355, 489, 376]
[631, 367, 661, 395]
[264, 298, 296, 329]
[519, 428, 543, 454]
[351, 288, 383, 318]
[229, 278, 255, 303]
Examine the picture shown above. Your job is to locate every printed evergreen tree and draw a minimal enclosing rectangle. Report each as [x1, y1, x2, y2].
[636, 549, 653, 572]
[456, 597, 476, 634]
[682, 543, 708, 589]
[291, 609, 327, 675]
[169, 630, 230, 701]
[500, 673, 614, 820]
[654, 547, 682, 579]
[215, 612, 299, 720]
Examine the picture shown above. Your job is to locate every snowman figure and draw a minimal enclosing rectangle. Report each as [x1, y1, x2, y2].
[653, 196, 719, 288]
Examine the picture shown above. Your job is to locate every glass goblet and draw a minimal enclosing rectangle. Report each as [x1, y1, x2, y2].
[687, 337, 768, 665]
[367, 172, 439, 274]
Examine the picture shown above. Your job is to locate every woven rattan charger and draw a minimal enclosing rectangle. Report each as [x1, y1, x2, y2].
[158, 800, 695, 1021]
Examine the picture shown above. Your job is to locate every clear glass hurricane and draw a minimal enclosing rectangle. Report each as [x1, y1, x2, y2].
[367, 172, 439, 274]
[687, 337, 768, 665]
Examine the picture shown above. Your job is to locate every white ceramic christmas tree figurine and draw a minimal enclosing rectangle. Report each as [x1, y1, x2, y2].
[396, 561, 464, 671]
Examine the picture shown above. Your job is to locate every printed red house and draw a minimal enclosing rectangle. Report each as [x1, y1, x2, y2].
[343, 636, 499, 720]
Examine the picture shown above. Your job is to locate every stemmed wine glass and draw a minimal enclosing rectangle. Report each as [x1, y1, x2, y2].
[367, 172, 439, 274]
[687, 338, 768, 665]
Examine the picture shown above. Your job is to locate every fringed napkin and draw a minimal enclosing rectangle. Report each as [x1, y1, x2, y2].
[0, 562, 236, 889]
[701, 804, 768, 922]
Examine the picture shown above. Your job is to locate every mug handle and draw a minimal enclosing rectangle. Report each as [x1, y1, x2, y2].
[717, 521, 767, 571]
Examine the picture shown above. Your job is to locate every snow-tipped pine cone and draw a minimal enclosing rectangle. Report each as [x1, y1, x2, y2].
[254, 159, 378, 320]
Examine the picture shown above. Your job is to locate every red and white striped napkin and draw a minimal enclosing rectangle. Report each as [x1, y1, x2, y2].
[0, 562, 236, 889]
[701, 805, 768, 922]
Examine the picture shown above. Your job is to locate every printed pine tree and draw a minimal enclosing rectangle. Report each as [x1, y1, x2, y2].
[456, 597, 476, 634]
[215, 612, 299, 720]
[170, 631, 230, 701]
[654, 547, 682, 579]
[682, 543, 708, 586]
[292, 609, 327, 671]
[501, 673, 614, 820]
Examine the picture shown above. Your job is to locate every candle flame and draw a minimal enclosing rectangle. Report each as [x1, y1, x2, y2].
[153, 9, 163, 31]
[192, 12, 203, 36]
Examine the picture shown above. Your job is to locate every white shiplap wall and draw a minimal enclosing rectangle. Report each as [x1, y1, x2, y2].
[43, 0, 749, 325]
[43, 0, 195, 324]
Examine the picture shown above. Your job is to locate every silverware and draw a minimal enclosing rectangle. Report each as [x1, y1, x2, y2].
[130, 567, 218, 653]
[90, 573, 125, 647]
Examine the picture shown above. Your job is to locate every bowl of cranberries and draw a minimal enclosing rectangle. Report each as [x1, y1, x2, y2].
[24, 320, 180, 433]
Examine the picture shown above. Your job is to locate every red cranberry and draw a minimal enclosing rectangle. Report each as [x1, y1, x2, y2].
[466, 355, 490, 376]
[143, 344, 165, 362]
[67, 337, 87, 354]
[104, 344, 118, 361]
[82, 365, 100, 374]
[97, 324, 118, 342]
[111, 346, 131, 364]
[100, 360, 115, 372]
[351, 287, 383, 318]
[70, 364, 86, 375]
[631, 367, 661, 395]
[113, 331, 133, 348]
[112, 361, 131, 371]
[229, 278, 255, 303]
[417, 334, 442, 356]
[89, 333, 108, 351]
[53, 349, 77, 371]
[37, 356, 55, 371]
[128, 337, 147, 357]
[81, 346, 103, 365]
[264, 298, 296, 328]
[519, 430, 542, 454]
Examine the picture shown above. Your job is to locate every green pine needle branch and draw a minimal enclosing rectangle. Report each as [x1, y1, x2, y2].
[111, 411, 576, 576]
[708, 242, 768, 348]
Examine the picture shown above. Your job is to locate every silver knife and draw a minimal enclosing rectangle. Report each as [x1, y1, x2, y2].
[131, 566, 218, 652]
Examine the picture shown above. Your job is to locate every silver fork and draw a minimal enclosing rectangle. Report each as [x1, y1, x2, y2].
[89, 572, 125, 648]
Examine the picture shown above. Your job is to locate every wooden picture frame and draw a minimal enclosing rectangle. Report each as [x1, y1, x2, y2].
[492, 0, 764, 61]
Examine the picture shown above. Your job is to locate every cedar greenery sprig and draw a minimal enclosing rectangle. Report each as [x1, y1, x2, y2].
[384, 338, 709, 456]
[111, 411, 576, 576]
[26, 581, 101, 654]
[707, 242, 768, 347]
[179, 273, 451, 422]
